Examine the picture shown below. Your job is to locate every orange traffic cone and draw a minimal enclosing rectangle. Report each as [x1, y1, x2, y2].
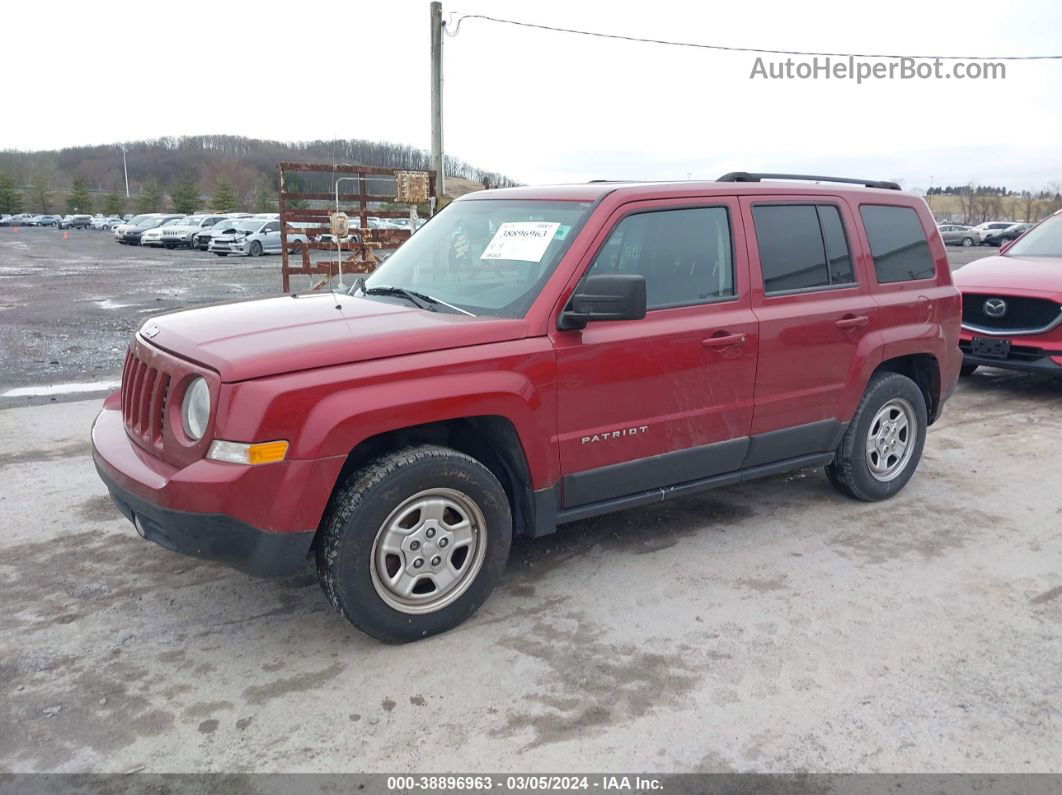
[63, 230, 69, 240]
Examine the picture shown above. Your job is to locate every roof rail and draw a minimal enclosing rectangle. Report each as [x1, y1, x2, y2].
[717, 172, 902, 191]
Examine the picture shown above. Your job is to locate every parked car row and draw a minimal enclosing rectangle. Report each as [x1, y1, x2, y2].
[1, 212, 132, 228]
[937, 220, 1032, 247]
[110, 212, 329, 258]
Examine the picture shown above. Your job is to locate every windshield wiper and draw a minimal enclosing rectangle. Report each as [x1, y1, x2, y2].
[361, 285, 438, 311]
[359, 284, 474, 316]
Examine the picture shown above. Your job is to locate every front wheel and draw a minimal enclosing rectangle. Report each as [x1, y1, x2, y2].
[249, 240, 263, 257]
[961, 237, 974, 247]
[316, 445, 512, 643]
[826, 372, 928, 501]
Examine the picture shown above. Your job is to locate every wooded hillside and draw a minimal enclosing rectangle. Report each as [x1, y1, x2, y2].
[0, 135, 518, 214]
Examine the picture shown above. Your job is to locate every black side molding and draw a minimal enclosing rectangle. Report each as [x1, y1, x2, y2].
[555, 452, 835, 526]
[561, 437, 749, 508]
[717, 172, 902, 191]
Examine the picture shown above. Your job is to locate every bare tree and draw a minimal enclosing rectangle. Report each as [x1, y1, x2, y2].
[957, 184, 977, 225]
[1045, 182, 1062, 215]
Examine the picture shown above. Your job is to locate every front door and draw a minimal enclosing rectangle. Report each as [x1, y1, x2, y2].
[551, 199, 759, 508]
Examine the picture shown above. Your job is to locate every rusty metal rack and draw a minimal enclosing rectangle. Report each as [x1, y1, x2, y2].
[278, 162, 435, 293]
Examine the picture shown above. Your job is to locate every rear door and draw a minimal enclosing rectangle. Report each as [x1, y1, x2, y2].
[552, 198, 759, 507]
[741, 197, 879, 461]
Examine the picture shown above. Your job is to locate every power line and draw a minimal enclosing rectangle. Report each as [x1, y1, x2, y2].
[445, 12, 1062, 61]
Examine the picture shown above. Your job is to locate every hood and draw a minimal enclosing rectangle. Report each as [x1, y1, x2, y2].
[214, 231, 251, 242]
[953, 255, 1062, 299]
[141, 293, 529, 382]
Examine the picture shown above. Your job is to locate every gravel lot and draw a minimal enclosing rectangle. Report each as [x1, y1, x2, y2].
[0, 227, 335, 403]
[0, 226, 1059, 774]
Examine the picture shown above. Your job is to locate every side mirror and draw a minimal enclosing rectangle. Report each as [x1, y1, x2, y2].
[558, 274, 647, 331]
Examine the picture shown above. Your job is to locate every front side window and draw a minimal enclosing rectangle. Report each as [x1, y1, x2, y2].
[362, 199, 593, 317]
[752, 204, 854, 294]
[585, 207, 734, 310]
[860, 205, 935, 283]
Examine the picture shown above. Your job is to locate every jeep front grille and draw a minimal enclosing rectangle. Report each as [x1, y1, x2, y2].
[121, 348, 171, 451]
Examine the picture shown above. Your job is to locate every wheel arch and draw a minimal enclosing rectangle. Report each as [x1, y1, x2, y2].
[328, 415, 538, 539]
[873, 353, 942, 424]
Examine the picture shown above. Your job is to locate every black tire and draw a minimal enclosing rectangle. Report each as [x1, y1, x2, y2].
[960, 363, 979, 377]
[316, 445, 512, 643]
[249, 240, 263, 257]
[826, 371, 928, 502]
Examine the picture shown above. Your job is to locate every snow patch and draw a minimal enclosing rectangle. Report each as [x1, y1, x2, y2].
[2, 380, 121, 398]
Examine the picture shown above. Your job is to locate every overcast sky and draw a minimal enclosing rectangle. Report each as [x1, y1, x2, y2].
[5, 0, 1061, 191]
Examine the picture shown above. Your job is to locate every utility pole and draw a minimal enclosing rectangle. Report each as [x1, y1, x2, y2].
[430, 1, 445, 200]
[119, 144, 130, 198]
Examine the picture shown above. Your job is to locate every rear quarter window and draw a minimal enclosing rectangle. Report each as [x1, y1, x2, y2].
[860, 205, 935, 283]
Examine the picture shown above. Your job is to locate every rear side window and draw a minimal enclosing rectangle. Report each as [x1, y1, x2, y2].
[860, 205, 935, 283]
[752, 204, 854, 294]
[586, 207, 734, 309]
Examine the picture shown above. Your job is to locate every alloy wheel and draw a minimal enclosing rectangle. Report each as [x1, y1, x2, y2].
[865, 398, 916, 482]
[370, 488, 487, 615]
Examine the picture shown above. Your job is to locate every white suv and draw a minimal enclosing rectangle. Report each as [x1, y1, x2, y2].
[969, 221, 1015, 244]
[160, 214, 231, 248]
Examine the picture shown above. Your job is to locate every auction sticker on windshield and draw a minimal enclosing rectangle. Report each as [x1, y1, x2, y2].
[480, 222, 560, 262]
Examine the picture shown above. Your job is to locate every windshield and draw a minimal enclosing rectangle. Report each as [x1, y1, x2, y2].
[180, 215, 205, 225]
[234, 221, 263, 232]
[161, 218, 183, 227]
[362, 199, 592, 317]
[137, 217, 162, 227]
[127, 214, 150, 225]
[1006, 214, 1062, 257]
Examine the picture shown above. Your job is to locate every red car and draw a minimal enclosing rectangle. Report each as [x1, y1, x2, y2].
[92, 173, 962, 642]
[953, 210, 1062, 377]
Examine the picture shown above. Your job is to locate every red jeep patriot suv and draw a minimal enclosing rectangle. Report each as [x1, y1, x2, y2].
[92, 173, 962, 642]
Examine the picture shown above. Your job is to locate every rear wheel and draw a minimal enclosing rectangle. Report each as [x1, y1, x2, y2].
[961, 237, 974, 247]
[316, 445, 512, 643]
[826, 372, 928, 501]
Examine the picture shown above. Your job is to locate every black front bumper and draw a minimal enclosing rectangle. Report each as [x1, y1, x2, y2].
[960, 347, 1062, 376]
[97, 464, 315, 577]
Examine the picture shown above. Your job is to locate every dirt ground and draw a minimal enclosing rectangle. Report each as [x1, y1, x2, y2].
[0, 226, 1059, 774]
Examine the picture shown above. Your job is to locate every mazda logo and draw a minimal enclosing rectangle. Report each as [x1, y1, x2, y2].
[983, 298, 1008, 318]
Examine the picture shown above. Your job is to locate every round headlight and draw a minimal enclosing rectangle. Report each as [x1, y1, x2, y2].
[182, 377, 210, 440]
